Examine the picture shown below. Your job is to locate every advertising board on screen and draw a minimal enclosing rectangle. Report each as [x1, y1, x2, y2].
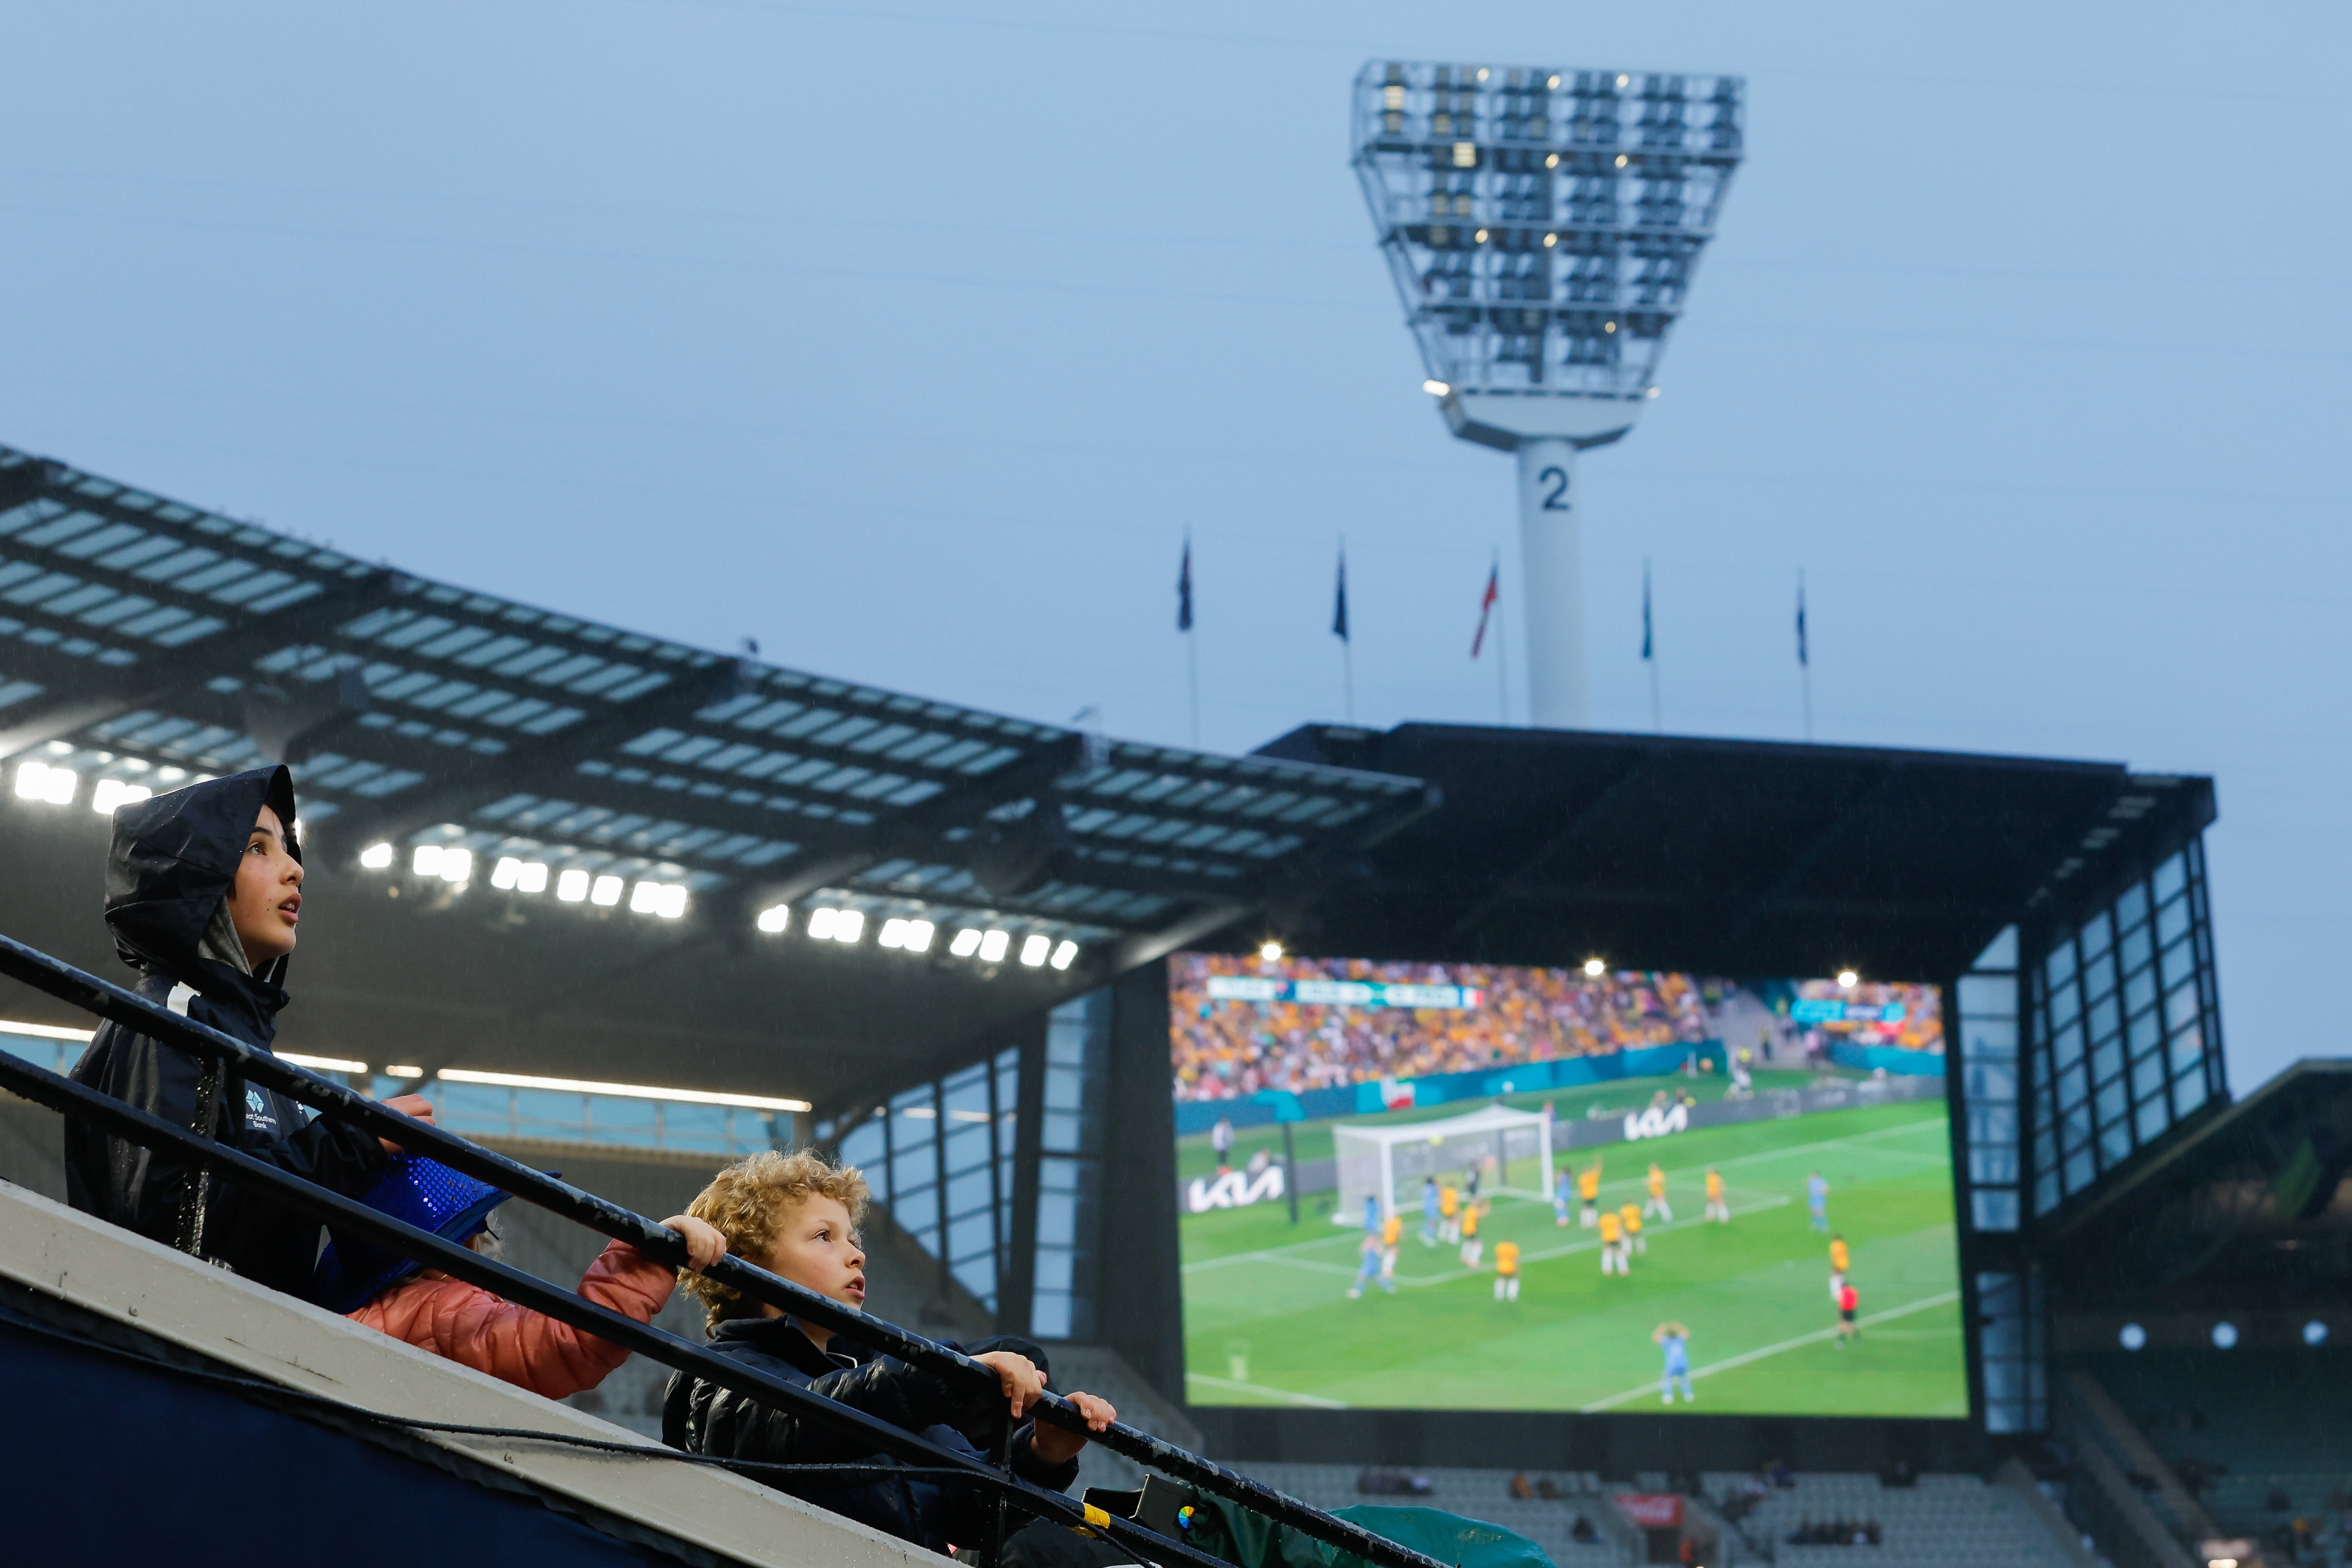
[1171, 952, 1967, 1418]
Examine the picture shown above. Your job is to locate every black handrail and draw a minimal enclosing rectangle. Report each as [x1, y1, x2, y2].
[0, 1041, 1235, 1568]
[0, 933, 1449, 1568]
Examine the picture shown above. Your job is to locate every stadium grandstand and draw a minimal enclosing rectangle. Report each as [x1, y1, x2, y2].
[3, 439, 2337, 1568]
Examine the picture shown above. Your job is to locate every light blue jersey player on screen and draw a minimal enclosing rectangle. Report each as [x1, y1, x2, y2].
[1346, 1228, 1384, 1299]
[1421, 1174, 1440, 1245]
[1654, 1321, 1693, 1404]
[1807, 1170, 1830, 1232]
[1364, 1192, 1380, 1233]
[1553, 1164, 1573, 1227]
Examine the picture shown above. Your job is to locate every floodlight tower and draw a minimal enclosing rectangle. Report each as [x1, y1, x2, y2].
[1353, 62, 1744, 727]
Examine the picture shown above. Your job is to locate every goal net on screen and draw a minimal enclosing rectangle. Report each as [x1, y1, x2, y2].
[1331, 1103, 1554, 1224]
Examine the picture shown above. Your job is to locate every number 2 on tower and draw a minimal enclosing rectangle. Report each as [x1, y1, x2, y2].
[1538, 466, 1570, 511]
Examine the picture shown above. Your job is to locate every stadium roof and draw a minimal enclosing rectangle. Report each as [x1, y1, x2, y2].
[1252, 721, 2215, 982]
[2034, 1059, 2352, 1301]
[0, 445, 1432, 1110]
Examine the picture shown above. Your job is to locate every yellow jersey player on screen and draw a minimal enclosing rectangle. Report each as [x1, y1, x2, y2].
[1620, 1201, 1646, 1254]
[1704, 1166, 1729, 1224]
[1458, 1197, 1486, 1268]
[1644, 1162, 1672, 1223]
[1828, 1232, 1850, 1301]
[1493, 1238, 1521, 1301]
[1597, 1208, 1627, 1275]
[1578, 1160, 1603, 1228]
[1439, 1182, 1462, 1244]
[1381, 1211, 1403, 1283]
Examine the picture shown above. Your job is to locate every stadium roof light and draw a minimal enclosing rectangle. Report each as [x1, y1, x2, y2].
[950, 927, 983, 958]
[439, 848, 472, 884]
[556, 868, 591, 902]
[492, 856, 524, 890]
[382, 1064, 425, 1079]
[0, 1019, 95, 1043]
[1836, 969, 1859, 989]
[90, 778, 151, 815]
[278, 1051, 368, 1075]
[1353, 60, 1743, 727]
[515, 860, 548, 893]
[1019, 934, 1051, 967]
[1050, 939, 1078, 970]
[14, 760, 77, 805]
[360, 842, 394, 870]
[1259, 941, 1284, 961]
[1583, 957, 1606, 977]
[629, 880, 686, 918]
[756, 903, 791, 934]
[589, 874, 623, 907]
[978, 929, 1010, 963]
[412, 844, 443, 877]
[436, 1066, 810, 1113]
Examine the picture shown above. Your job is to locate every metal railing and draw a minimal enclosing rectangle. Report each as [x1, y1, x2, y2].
[0, 933, 1446, 1568]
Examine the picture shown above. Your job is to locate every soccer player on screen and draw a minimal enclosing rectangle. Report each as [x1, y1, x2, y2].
[1421, 1174, 1440, 1246]
[1807, 1169, 1830, 1233]
[1439, 1180, 1461, 1245]
[1644, 1162, 1671, 1223]
[1829, 1231, 1850, 1281]
[1346, 1227, 1383, 1300]
[1620, 1201, 1646, 1255]
[1597, 1208, 1626, 1275]
[1578, 1158, 1603, 1228]
[1653, 1321, 1693, 1404]
[1553, 1164, 1573, 1227]
[1704, 1167, 1729, 1224]
[1380, 1210, 1403, 1290]
[1458, 1197, 1486, 1269]
[1493, 1238, 1520, 1301]
[1835, 1278, 1860, 1345]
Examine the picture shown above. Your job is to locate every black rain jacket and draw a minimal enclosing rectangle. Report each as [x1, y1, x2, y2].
[64, 764, 384, 1297]
[662, 1317, 1079, 1553]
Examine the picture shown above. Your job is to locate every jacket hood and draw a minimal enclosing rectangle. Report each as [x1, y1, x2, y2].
[105, 764, 302, 986]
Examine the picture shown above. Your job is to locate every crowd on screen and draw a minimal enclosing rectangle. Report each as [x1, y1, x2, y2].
[1170, 958, 1944, 1105]
[1170, 955, 1717, 1104]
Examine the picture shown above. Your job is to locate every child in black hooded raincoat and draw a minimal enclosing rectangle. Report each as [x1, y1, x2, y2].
[65, 764, 436, 1298]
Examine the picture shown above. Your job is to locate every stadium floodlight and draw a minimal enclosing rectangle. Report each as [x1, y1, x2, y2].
[90, 778, 152, 815]
[1259, 941, 1284, 962]
[1019, 934, 1051, 968]
[756, 903, 792, 934]
[412, 844, 443, 877]
[1050, 939, 1078, 970]
[1333, 1101, 1555, 1222]
[15, 761, 78, 805]
[1582, 957, 1605, 977]
[950, 927, 983, 957]
[556, 868, 591, 902]
[1353, 62, 1744, 726]
[439, 848, 473, 884]
[589, 874, 623, 906]
[492, 856, 525, 890]
[978, 929, 1011, 963]
[515, 860, 549, 894]
[360, 842, 395, 870]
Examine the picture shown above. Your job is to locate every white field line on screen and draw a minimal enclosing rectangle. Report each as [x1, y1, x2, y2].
[1183, 1372, 1349, 1409]
[1183, 1115, 1934, 1275]
[1576, 1289, 1963, 1412]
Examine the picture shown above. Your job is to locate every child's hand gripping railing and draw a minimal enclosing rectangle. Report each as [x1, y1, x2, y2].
[0, 932, 1450, 1568]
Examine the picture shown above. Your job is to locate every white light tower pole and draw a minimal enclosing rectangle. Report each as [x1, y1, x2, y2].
[1353, 63, 1744, 728]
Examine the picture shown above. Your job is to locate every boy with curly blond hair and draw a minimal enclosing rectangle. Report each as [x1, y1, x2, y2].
[663, 1149, 1115, 1554]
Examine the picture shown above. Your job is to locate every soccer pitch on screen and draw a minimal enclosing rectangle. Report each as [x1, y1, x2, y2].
[1171, 953, 1968, 1418]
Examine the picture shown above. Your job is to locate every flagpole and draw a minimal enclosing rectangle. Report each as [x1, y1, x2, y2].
[1644, 557, 1662, 734]
[1187, 623, 1201, 749]
[1495, 557, 1510, 725]
[1798, 568, 1814, 743]
[1337, 535, 1354, 724]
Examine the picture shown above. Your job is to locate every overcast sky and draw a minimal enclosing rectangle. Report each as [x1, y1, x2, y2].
[6, 3, 2346, 1091]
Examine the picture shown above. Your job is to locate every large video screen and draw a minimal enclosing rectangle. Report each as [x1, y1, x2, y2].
[1171, 952, 1966, 1418]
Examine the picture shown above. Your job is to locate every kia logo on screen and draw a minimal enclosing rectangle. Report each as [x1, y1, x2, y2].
[1186, 1164, 1287, 1214]
[1622, 1103, 1690, 1142]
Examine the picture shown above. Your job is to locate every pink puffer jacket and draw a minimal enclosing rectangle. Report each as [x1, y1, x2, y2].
[347, 1238, 674, 1399]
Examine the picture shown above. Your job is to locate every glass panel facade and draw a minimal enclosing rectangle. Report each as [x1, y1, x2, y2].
[1031, 990, 1109, 1340]
[831, 1046, 1020, 1315]
[2027, 836, 2226, 1216]
[1977, 1269, 2047, 1433]
[1957, 929, 2020, 1233]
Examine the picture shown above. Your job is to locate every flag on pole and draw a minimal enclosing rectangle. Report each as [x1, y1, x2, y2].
[1642, 560, 1654, 662]
[1795, 573, 1809, 667]
[1177, 537, 1193, 632]
[1332, 544, 1349, 641]
[1471, 562, 1500, 657]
